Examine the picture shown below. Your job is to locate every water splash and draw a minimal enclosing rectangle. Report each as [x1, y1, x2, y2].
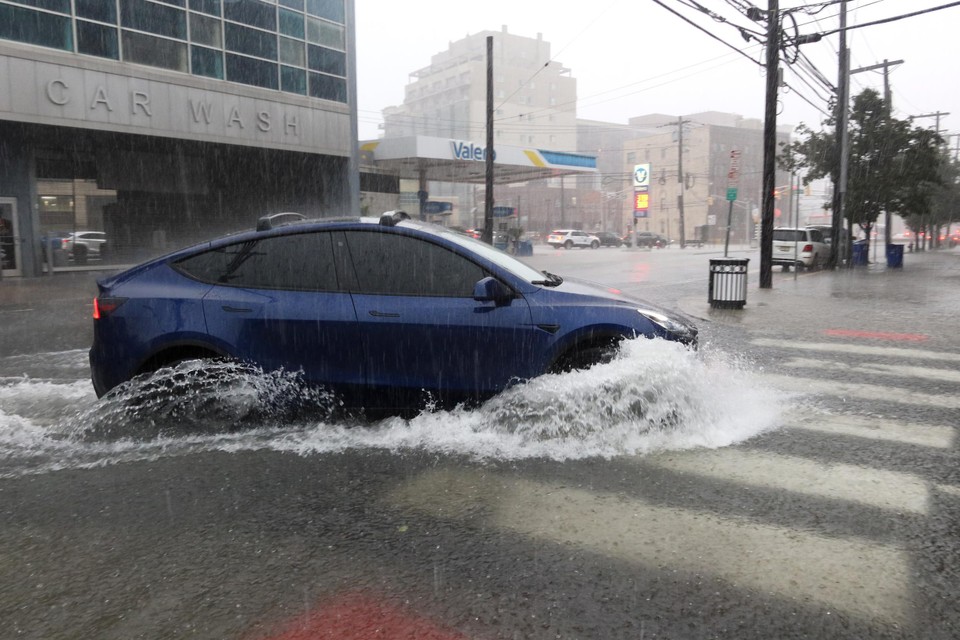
[0, 339, 786, 476]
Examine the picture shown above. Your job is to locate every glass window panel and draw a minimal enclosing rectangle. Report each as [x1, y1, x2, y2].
[157, 0, 186, 6]
[279, 8, 303, 38]
[76, 0, 117, 23]
[279, 37, 303, 66]
[122, 30, 188, 72]
[77, 21, 119, 59]
[305, 16, 343, 49]
[191, 45, 223, 79]
[120, 0, 187, 40]
[305, 0, 343, 23]
[225, 53, 278, 90]
[4, 0, 69, 13]
[280, 65, 306, 95]
[279, 0, 303, 10]
[0, 5, 72, 50]
[344, 233, 484, 297]
[307, 44, 344, 76]
[308, 72, 345, 103]
[188, 0, 220, 16]
[189, 12, 221, 47]
[223, 0, 276, 30]
[224, 22, 277, 60]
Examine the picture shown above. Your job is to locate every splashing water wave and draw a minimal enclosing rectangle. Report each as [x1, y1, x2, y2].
[0, 339, 785, 477]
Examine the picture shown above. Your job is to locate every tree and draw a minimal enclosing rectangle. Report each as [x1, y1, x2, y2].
[780, 89, 943, 253]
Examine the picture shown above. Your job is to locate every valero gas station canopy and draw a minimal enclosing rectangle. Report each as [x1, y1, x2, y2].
[359, 136, 597, 184]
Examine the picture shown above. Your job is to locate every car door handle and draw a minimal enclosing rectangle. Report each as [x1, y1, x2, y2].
[368, 310, 400, 318]
[222, 305, 252, 313]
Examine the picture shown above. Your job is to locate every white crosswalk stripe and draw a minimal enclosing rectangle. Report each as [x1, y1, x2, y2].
[751, 338, 960, 363]
[388, 336, 959, 629]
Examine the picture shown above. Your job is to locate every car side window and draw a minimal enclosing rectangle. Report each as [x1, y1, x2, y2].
[810, 230, 824, 243]
[342, 231, 486, 297]
[176, 232, 340, 291]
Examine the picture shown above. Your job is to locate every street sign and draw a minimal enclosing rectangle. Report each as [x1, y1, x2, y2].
[726, 150, 741, 202]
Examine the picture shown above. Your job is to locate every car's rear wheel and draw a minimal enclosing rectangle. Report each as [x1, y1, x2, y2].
[564, 240, 573, 249]
[591, 241, 599, 249]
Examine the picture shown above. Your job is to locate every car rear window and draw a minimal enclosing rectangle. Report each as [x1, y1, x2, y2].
[773, 230, 806, 242]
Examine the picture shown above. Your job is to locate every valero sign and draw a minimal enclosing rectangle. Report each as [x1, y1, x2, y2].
[451, 140, 495, 161]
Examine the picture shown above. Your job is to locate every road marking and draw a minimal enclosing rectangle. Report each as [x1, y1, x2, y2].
[642, 448, 929, 514]
[389, 469, 911, 624]
[784, 413, 955, 449]
[782, 357, 960, 384]
[936, 484, 960, 499]
[823, 328, 928, 342]
[764, 373, 960, 410]
[751, 338, 960, 363]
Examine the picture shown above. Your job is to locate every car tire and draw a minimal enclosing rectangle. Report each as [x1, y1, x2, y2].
[550, 338, 622, 374]
[782, 265, 790, 272]
[591, 241, 599, 249]
[564, 240, 573, 249]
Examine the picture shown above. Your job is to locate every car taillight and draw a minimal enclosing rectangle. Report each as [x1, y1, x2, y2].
[93, 296, 127, 319]
[802, 244, 813, 252]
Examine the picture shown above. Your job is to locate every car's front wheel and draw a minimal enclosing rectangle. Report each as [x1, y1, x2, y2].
[591, 241, 599, 249]
[564, 240, 573, 249]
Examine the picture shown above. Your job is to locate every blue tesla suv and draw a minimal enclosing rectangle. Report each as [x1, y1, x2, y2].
[90, 212, 697, 411]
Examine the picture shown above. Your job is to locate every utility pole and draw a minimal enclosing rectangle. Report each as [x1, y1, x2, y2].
[851, 59, 903, 247]
[481, 35, 495, 245]
[677, 115, 687, 248]
[759, 0, 779, 288]
[829, 0, 849, 270]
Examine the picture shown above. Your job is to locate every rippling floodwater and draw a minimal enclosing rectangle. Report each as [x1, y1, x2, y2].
[0, 339, 785, 478]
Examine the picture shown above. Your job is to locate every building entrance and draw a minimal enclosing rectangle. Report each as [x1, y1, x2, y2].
[0, 198, 20, 277]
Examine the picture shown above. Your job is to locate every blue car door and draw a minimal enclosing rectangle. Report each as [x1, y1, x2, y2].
[197, 232, 363, 388]
[339, 230, 542, 401]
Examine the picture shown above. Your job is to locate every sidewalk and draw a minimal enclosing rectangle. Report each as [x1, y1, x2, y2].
[678, 247, 960, 346]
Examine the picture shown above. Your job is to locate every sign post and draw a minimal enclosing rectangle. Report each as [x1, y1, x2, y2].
[633, 163, 651, 247]
[724, 150, 741, 257]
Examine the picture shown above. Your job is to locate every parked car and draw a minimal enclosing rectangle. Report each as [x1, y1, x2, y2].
[805, 224, 848, 247]
[62, 231, 107, 262]
[90, 212, 698, 413]
[546, 229, 600, 249]
[593, 231, 623, 247]
[629, 231, 670, 248]
[772, 227, 828, 270]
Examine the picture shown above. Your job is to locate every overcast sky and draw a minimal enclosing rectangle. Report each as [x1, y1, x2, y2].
[354, 1, 959, 145]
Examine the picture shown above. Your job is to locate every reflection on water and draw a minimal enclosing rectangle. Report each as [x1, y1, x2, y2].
[0, 339, 785, 477]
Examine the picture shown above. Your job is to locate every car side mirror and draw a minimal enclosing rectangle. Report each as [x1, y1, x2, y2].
[473, 277, 513, 305]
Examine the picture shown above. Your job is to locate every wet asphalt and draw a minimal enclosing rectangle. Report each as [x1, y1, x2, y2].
[1, 246, 959, 639]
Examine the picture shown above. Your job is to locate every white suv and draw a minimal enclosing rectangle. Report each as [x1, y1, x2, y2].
[547, 229, 600, 250]
[772, 227, 827, 271]
[62, 231, 108, 262]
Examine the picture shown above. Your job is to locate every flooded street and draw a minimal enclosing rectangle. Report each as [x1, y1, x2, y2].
[1, 247, 959, 639]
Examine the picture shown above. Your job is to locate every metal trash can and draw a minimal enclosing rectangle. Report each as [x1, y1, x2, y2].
[885, 243, 904, 268]
[851, 240, 869, 266]
[708, 258, 749, 309]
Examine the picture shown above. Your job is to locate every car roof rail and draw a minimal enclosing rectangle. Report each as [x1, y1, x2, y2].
[257, 212, 307, 231]
[379, 210, 410, 227]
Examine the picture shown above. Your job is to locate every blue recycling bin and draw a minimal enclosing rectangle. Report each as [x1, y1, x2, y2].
[886, 243, 904, 268]
[851, 240, 869, 266]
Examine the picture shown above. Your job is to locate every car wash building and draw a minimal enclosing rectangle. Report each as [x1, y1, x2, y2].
[0, 0, 358, 278]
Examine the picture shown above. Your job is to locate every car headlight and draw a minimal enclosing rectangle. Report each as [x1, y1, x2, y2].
[637, 308, 695, 337]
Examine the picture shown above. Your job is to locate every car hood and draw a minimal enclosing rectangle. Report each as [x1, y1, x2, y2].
[539, 276, 694, 318]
